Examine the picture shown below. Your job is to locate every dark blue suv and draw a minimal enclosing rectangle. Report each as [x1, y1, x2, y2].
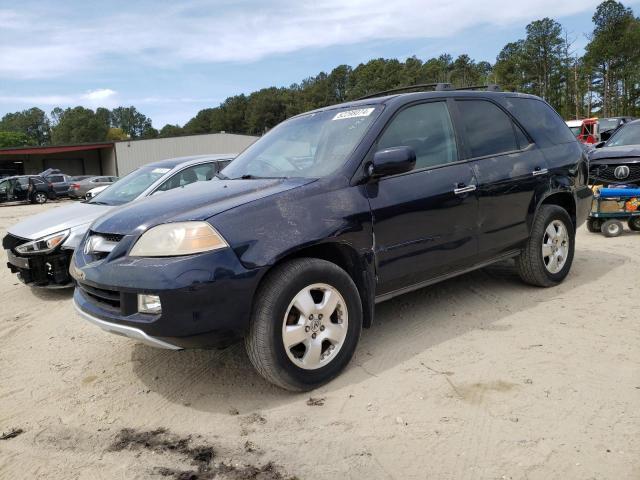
[71, 87, 592, 391]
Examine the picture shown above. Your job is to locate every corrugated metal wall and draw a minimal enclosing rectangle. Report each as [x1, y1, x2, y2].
[114, 133, 258, 175]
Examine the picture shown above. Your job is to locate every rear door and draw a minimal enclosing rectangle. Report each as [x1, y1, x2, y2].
[368, 100, 479, 296]
[453, 98, 548, 259]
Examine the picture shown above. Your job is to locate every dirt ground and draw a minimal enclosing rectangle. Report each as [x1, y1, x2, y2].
[0, 200, 638, 480]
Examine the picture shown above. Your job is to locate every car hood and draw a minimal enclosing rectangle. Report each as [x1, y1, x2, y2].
[90, 178, 313, 236]
[589, 145, 640, 163]
[7, 201, 112, 240]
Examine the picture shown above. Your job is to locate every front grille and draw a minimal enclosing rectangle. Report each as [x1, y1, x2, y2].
[84, 231, 125, 261]
[79, 282, 121, 311]
[2, 233, 28, 251]
[590, 163, 640, 184]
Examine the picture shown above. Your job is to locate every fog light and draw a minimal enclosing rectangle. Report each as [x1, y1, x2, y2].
[138, 294, 161, 314]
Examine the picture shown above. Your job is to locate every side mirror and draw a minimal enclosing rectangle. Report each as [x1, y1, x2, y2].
[368, 146, 416, 178]
[595, 141, 606, 148]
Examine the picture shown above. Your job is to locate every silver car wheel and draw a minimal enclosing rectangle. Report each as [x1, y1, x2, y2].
[282, 283, 348, 370]
[542, 219, 569, 274]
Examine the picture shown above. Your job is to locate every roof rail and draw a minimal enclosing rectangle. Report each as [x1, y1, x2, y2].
[357, 83, 455, 100]
[356, 83, 502, 100]
[455, 84, 501, 92]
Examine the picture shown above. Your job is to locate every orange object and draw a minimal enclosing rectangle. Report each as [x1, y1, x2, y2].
[626, 198, 639, 211]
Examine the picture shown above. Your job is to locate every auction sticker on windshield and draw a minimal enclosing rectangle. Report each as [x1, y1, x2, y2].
[332, 108, 375, 120]
[151, 168, 171, 174]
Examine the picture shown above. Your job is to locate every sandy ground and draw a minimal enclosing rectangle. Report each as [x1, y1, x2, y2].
[0, 200, 638, 480]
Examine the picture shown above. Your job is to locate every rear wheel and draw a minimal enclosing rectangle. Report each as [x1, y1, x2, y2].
[245, 258, 362, 391]
[517, 205, 575, 287]
[601, 219, 623, 237]
[628, 217, 640, 232]
[31, 192, 48, 204]
[586, 218, 602, 233]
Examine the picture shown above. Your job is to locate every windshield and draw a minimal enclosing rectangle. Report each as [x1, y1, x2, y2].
[599, 119, 620, 131]
[569, 126, 581, 136]
[221, 106, 381, 179]
[88, 166, 169, 206]
[606, 123, 640, 147]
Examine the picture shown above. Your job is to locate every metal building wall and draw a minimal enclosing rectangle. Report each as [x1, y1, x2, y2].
[114, 133, 258, 175]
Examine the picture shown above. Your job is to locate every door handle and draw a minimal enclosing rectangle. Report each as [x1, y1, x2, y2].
[453, 184, 477, 195]
[532, 167, 549, 176]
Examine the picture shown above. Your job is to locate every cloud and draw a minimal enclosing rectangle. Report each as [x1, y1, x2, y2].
[0, 0, 611, 79]
[0, 89, 119, 109]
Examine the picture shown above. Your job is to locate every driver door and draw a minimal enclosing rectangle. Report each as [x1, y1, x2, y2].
[367, 100, 479, 296]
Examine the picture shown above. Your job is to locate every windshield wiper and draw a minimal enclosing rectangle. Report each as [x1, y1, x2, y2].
[88, 201, 111, 205]
[233, 174, 288, 180]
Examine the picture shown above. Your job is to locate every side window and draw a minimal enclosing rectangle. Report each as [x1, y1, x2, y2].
[17, 177, 29, 186]
[503, 97, 575, 147]
[48, 175, 64, 183]
[30, 177, 44, 184]
[156, 163, 214, 192]
[455, 100, 518, 158]
[377, 102, 458, 169]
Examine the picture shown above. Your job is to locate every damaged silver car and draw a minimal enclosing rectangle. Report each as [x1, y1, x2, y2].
[3, 154, 234, 287]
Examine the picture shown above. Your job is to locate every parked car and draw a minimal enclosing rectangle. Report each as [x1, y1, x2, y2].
[0, 175, 56, 204]
[68, 176, 119, 199]
[70, 87, 592, 391]
[85, 185, 110, 199]
[3, 154, 235, 287]
[588, 119, 640, 185]
[43, 172, 76, 196]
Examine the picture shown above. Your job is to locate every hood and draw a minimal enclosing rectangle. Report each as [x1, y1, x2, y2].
[90, 178, 313, 235]
[589, 145, 640, 162]
[7, 201, 112, 240]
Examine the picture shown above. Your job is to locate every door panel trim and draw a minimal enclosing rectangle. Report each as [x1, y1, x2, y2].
[374, 249, 521, 304]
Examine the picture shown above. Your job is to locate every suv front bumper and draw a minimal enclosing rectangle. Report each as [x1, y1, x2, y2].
[71, 247, 266, 349]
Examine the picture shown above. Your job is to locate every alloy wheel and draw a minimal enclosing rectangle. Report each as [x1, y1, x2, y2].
[542, 219, 569, 274]
[282, 283, 348, 370]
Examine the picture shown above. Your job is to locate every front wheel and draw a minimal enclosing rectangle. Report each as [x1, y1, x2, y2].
[31, 192, 48, 204]
[245, 258, 362, 391]
[517, 205, 575, 287]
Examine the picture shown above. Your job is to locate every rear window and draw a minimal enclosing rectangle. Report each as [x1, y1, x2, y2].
[504, 97, 575, 147]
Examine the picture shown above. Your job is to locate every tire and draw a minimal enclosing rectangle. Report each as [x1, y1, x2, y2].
[517, 205, 575, 287]
[601, 219, 623, 237]
[245, 258, 362, 391]
[31, 192, 48, 204]
[628, 217, 640, 232]
[586, 218, 602, 233]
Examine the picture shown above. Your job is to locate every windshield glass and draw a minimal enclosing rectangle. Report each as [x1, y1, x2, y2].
[599, 119, 620, 131]
[568, 126, 581, 136]
[221, 106, 381, 179]
[88, 166, 169, 206]
[606, 123, 640, 147]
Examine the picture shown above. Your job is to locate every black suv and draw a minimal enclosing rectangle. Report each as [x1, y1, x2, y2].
[72, 86, 592, 391]
[0, 175, 55, 204]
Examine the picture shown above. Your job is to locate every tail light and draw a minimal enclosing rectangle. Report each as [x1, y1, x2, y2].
[70, 184, 80, 190]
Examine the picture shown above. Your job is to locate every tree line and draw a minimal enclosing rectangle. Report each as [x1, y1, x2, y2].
[1, 0, 638, 148]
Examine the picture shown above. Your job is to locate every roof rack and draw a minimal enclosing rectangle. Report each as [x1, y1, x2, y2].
[456, 84, 501, 91]
[357, 83, 501, 100]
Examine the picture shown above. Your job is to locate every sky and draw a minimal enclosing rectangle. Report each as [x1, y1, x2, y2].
[1, 0, 639, 129]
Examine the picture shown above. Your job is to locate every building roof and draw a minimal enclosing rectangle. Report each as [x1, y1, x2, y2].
[0, 142, 113, 156]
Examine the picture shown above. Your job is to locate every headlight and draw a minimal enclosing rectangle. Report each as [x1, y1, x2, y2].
[15, 230, 70, 255]
[129, 221, 228, 257]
